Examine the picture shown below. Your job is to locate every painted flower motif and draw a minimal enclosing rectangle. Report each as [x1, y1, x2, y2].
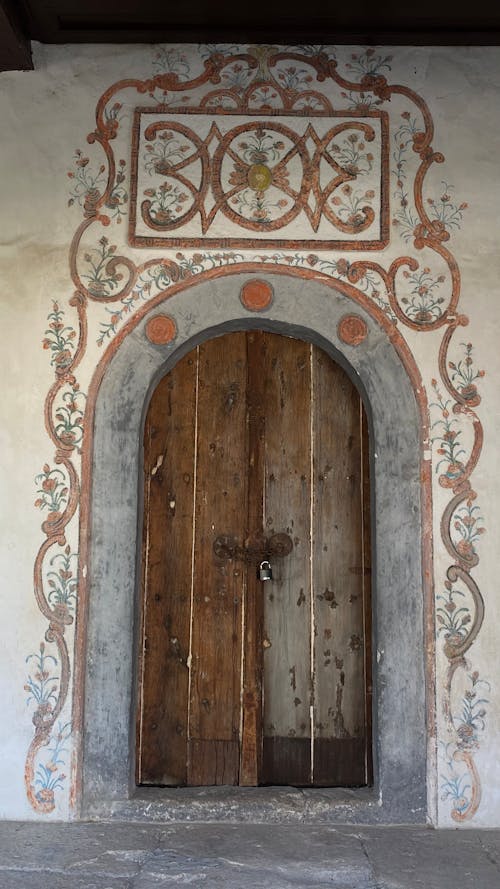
[422, 182, 468, 237]
[448, 343, 484, 405]
[46, 546, 78, 610]
[142, 180, 190, 225]
[143, 132, 192, 176]
[33, 721, 71, 809]
[345, 47, 393, 77]
[54, 378, 86, 450]
[335, 258, 350, 276]
[400, 267, 447, 324]
[82, 238, 123, 297]
[275, 64, 314, 91]
[340, 90, 384, 112]
[432, 360, 481, 535]
[67, 150, 127, 222]
[42, 302, 77, 372]
[436, 578, 472, 646]
[153, 46, 191, 80]
[452, 498, 485, 562]
[34, 465, 68, 520]
[25, 643, 59, 710]
[453, 673, 490, 751]
[329, 185, 375, 231]
[328, 130, 374, 178]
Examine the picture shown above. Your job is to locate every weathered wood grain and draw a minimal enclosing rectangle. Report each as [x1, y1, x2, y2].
[188, 739, 240, 786]
[312, 351, 367, 785]
[138, 332, 371, 788]
[138, 353, 197, 785]
[188, 334, 248, 785]
[239, 331, 265, 786]
[261, 333, 312, 786]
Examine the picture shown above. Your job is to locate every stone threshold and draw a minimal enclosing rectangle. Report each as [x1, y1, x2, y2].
[84, 785, 413, 825]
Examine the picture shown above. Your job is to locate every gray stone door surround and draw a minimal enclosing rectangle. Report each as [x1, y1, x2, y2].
[81, 269, 428, 823]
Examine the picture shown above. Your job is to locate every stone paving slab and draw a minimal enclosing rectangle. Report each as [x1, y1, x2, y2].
[478, 830, 500, 868]
[0, 821, 499, 888]
[357, 826, 500, 888]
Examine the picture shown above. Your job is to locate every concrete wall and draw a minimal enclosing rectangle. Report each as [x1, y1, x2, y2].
[0, 41, 499, 826]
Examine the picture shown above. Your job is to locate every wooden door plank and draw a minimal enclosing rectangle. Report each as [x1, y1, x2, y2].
[189, 739, 240, 786]
[239, 331, 265, 786]
[138, 353, 197, 785]
[262, 737, 311, 786]
[314, 736, 367, 786]
[260, 333, 312, 786]
[188, 333, 248, 785]
[312, 350, 368, 786]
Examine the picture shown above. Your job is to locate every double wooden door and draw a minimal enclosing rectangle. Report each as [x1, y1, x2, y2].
[136, 330, 371, 787]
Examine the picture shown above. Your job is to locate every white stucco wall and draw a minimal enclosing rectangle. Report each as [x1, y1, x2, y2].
[0, 41, 499, 825]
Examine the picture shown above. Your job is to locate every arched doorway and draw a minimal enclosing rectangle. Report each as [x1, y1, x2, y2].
[79, 268, 428, 823]
[137, 330, 372, 788]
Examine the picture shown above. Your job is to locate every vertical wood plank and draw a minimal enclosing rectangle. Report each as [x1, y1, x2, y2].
[138, 353, 197, 785]
[312, 350, 368, 786]
[261, 333, 312, 786]
[188, 740, 240, 786]
[240, 331, 265, 786]
[188, 333, 248, 785]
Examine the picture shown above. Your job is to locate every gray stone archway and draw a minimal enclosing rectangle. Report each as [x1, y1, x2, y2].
[80, 270, 428, 823]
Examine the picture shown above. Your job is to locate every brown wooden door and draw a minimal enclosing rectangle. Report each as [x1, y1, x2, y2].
[136, 330, 371, 788]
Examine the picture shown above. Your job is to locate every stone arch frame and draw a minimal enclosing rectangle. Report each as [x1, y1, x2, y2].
[77, 267, 432, 823]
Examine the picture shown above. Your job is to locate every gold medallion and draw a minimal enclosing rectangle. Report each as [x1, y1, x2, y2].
[248, 163, 272, 191]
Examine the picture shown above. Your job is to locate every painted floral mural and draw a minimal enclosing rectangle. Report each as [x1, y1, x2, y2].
[26, 42, 488, 825]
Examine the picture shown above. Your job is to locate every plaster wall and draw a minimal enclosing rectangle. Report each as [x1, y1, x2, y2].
[0, 41, 499, 826]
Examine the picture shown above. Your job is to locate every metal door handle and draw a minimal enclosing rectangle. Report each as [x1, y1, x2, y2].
[213, 532, 293, 564]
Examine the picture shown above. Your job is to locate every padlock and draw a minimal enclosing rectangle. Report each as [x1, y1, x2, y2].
[258, 560, 273, 582]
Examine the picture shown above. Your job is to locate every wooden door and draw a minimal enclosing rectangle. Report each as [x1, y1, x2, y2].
[136, 330, 371, 787]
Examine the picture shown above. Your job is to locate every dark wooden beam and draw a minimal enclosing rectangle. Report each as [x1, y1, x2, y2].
[0, 1, 32, 71]
[16, 24, 500, 47]
[17, 0, 500, 46]
[7, 0, 500, 57]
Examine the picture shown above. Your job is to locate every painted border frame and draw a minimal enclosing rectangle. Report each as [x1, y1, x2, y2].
[128, 106, 390, 251]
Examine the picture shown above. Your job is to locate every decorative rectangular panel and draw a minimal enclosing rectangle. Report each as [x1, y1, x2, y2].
[129, 108, 389, 250]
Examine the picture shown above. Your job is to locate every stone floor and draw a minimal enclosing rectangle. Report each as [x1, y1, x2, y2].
[0, 821, 499, 888]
